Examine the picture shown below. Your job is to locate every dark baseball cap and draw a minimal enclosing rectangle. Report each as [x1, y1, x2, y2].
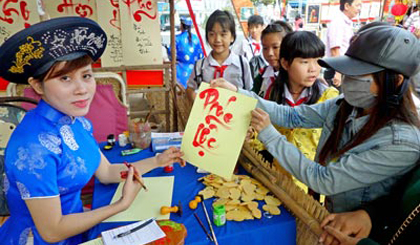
[319, 25, 420, 77]
[0, 16, 107, 84]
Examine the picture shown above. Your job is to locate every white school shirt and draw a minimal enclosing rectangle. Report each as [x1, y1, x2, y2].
[234, 37, 262, 61]
[259, 66, 278, 98]
[187, 51, 253, 90]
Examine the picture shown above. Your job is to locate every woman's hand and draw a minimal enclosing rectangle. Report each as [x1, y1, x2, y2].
[210, 78, 238, 92]
[320, 210, 372, 245]
[251, 108, 271, 133]
[119, 166, 143, 210]
[156, 147, 186, 168]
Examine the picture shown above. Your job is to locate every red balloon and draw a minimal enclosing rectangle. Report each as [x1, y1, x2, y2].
[391, 4, 408, 16]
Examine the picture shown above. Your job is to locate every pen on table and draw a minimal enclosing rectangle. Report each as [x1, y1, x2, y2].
[123, 161, 148, 191]
[201, 200, 218, 245]
[113, 217, 156, 239]
[193, 212, 214, 242]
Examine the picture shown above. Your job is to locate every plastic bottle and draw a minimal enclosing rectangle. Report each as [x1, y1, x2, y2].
[213, 204, 226, 226]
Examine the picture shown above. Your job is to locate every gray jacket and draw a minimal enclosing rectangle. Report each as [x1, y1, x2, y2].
[240, 89, 420, 212]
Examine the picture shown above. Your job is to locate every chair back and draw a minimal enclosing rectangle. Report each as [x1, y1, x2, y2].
[0, 97, 38, 216]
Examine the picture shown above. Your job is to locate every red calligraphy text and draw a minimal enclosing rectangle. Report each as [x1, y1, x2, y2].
[0, 0, 19, 24]
[192, 89, 237, 157]
[109, 0, 120, 30]
[122, 0, 156, 22]
[0, 0, 32, 28]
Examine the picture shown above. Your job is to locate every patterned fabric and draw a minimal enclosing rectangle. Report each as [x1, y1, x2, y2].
[404, 11, 420, 30]
[276, 87, 338, 160]
[167, 31, 203, 88]
[0, 100, 101, 244]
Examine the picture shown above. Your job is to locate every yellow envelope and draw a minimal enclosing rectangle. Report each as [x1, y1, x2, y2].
[104, 176, 174, 222]
[181, 83, 257, 179]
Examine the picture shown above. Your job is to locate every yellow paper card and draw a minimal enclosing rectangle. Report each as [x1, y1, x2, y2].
[79, 238, 103, 245]
[181, 83, 257, 180]
[104, 176, 174, 222]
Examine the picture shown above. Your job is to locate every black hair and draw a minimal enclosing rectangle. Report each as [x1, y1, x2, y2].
[269, 31, 325, 105]
[181, 22, 192, 43]
[205, 10, 236, 45]
[270, 20, 293, 34]
[248, 15, 264, 26]
[261, 22, 288, 41]
[340, 0, 355, 11]
[295, 15, 301, 21]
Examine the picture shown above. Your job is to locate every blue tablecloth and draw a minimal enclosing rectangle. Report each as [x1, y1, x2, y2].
[89, 143, 296, 245]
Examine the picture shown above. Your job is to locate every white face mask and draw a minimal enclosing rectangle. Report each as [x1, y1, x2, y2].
[342, 75, 377, 109]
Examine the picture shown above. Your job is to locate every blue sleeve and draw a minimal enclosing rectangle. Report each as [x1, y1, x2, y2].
[7, 132, 61, 199]
[259, 124, 419, 195]
[238, 88, 339, 128]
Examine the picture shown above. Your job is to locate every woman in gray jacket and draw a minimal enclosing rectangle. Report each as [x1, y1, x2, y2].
[211, 24, 420, 213]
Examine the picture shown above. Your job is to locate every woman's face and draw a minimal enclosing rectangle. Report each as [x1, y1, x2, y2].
[32, 63, 96, 117]
[262, 33, 282, 70]
[207, 22, 234, 56]
[281, 57, 321, 87]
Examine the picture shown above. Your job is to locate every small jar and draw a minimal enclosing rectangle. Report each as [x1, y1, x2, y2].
[213, 204, 226, 226]
[118, 134, 127, 147]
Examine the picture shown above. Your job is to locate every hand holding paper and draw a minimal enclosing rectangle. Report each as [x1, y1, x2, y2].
[181, 83, 257, 179]
[210, 78, 239, 92]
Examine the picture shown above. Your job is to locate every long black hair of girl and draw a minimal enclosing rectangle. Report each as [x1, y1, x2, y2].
[318, 71, 420, 164]
[260, 21, 289, 46]
[268, 31, 325, 105]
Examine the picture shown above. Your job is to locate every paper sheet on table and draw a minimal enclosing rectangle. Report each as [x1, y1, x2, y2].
[79, 238, 103, 245]
[181, 83, 257, 180]
[101, 219, 165, 245]
[104, 176, 174, 222]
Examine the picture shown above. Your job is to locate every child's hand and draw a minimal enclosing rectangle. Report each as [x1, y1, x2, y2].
[119, 166, 143, 210]
[251, 108, 271, 133]
[210, 78, 238, 92]
[156, 147, 186, 168]
[245, 127, 256, 142]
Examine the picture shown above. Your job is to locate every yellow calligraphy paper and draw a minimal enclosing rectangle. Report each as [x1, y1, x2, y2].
[181, 83, 257, 180]
[119, 0, 163, 65]
[79, 238, 103, 245]
[104, 176, 174, 222]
